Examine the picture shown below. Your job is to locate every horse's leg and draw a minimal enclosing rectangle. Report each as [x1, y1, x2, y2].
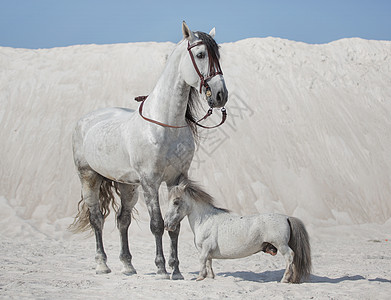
[117, 183, 138, 275]
[80, 170, 111, 274]
[206, 259, 215, 279]
[168, 222, 184, 280]
[141, 181, 168, 278]
[279, 245, 294, 283]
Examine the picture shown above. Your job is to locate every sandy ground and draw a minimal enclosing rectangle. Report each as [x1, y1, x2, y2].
[1, 36, 391, 299]
[1, 218, 390, 300]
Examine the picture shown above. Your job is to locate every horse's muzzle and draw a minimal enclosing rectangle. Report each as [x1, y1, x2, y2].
[208, 86, 228, 108]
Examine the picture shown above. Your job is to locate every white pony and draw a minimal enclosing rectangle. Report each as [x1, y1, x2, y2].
[164, 177, 312, 283]
[69, 22, 228, 280]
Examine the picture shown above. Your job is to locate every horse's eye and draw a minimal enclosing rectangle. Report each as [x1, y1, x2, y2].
[196, 52, 205, 59]
[173, 200, 180, 206]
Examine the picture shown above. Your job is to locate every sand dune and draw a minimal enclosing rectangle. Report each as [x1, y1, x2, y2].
[1, 37, 390, 298]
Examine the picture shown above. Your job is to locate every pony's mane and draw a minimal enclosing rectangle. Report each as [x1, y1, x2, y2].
[179, 177, 229, 213]
[185, 31, 221, 141]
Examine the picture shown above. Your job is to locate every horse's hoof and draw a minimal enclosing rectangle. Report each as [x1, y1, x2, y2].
[96, 266, 111, 274]
[196, 276, 205, 281]
[171, 272, 184, 280]
[122, 268, 137, 276]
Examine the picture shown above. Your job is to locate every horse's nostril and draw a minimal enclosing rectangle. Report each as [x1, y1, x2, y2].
[217, 91, 222, 102]
[216, 90, 228, 103]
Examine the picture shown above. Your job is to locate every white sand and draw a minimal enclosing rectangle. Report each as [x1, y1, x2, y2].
[1, 37, 391, 298]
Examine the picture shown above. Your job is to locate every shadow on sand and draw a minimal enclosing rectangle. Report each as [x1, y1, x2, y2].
[213, 270, 391, 284]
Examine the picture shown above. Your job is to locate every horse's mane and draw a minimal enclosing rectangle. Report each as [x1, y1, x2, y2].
[179, 176, 230, 213]
[185, 31, 221, 141]
[185, 86, 200, 140]
[195, 31, 220, 60]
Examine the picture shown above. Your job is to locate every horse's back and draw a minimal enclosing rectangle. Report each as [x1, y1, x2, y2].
[73, 106, 136, 157]
[72, 107, 138, 181]
[74, 107, 135, 137]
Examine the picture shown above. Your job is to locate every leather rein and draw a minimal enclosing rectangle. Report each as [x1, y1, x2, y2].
[135, 40, 227, 129]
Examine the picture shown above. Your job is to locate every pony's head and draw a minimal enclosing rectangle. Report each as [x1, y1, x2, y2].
[180, 22, 228, 109]
[164, 178, 190, 232]
[164, 175, 219, 232]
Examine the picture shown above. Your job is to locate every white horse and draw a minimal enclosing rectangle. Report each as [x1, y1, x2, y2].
[164, 176, 312, 283]
[69, 22, 228, 280]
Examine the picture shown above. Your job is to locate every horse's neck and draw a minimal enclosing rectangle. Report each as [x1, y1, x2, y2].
[143, 42, 190, 125]
[186, 198, 217, 234]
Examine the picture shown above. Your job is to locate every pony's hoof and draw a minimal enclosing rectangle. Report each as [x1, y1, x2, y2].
[196, 276, 205, 281]
[171, 272, 184, 280]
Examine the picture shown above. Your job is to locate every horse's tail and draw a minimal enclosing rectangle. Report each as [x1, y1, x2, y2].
[287, 216, 312, 283]
[68, 179, 120, 233]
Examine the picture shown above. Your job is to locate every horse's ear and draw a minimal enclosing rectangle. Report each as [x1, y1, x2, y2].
[209, 27, 216, 38]
[182, 21, 196, 42]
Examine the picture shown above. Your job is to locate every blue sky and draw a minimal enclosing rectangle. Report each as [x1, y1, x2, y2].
[1, 0, 390, 49]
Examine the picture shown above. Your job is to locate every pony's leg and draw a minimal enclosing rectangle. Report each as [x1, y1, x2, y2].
[168, 222, 184, 280]
[141, 182, 168, 278]
[117, 183, 138, 275]
[206, 259, 215, 279]
[196, 249, 209, 281]
[279, 245, 294, 283]
[80, 170, 111, 274]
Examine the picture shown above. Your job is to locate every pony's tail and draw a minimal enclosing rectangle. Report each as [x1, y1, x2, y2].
[68, 179, 120, 233]
[287, 217, 312, 283]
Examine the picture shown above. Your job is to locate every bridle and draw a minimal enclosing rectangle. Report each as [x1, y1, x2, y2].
[135, 39, 227, 129]
[187, 41, 223, 95]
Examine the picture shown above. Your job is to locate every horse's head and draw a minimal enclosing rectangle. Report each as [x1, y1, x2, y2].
[180, 21, 228, 109]
[164, 179, 190, 232]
